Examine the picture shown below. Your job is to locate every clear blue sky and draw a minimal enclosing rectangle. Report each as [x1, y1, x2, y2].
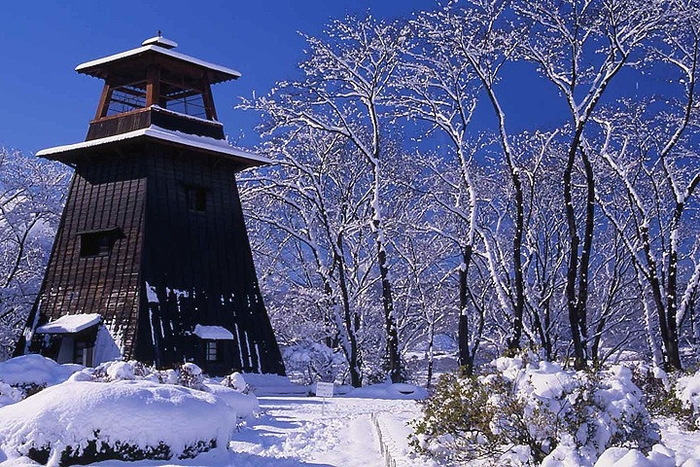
[0, 0, 436, 154]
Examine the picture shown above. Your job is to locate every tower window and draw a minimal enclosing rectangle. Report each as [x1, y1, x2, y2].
[79, 228, 121, 258]
[186, 186, 208, 212]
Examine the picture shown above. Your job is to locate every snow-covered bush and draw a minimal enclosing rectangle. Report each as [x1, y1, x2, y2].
[222, 371, 250, 393]
[0, 380, 236, 465]
[0, 381, 23, 407]
[283, 340, 345, 385]
[0, 355, 81, 407]
[631, 365, 697, 430]
[410, 357, 659, 466]
[71, 360, 206, 389]
[673, 368, 700, 430]
[177, 362, 206, 390]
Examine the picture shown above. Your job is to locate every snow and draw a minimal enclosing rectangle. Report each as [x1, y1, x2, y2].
[2, 355, 700, 466]
[242, 372, 310, 396]
[347, 382, 428, 400]
[0, 380, 237, 463]
[0, 354, 79, 392]
[227, 396, 437, 467]
[36, 124, 271, 167]
[75, 44, 241, 82]
[144, 281, 159, 303]
[34, 313, 101, 334]
[93, 324, 123, 364]
[194, 324, 234, 340]
[141, 35, 178, 49]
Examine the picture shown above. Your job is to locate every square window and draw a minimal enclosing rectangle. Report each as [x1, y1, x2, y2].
[186, 186, 207, 212]
[79, 229, 120, 258]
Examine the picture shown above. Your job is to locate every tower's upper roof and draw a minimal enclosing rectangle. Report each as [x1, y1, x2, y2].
[75, 34, 241, 85]
[37, 35, 268, 170]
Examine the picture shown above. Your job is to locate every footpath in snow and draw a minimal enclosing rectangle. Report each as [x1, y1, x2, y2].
[227, 396, 436, 467]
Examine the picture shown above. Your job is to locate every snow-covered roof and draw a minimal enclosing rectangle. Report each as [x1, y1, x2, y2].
[36, 313, 102, 334]
[193, 325, 234, 340]
[75, 43, 241, 83]
[141, 35, 178, 49]
[36, 124, 272, 167]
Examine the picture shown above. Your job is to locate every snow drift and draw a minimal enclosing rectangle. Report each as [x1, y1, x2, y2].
[0, 379, 238, 465]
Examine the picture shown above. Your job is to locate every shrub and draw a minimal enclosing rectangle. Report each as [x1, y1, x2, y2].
[631, 365, 697, 431]
[27, 432, 216, 465]
[177, 362, 206, 390]
[282, 340, 344, 385]
[222, 372, 250, 394]
[0, 380, 236, 465]
[410, 372, 524, 463]
[410, 357, 659, 466]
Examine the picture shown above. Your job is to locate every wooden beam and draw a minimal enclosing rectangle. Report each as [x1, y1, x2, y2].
[146, 65, 161, 107]
[201, 80, 217, 121]
[95, 83, 113, 119]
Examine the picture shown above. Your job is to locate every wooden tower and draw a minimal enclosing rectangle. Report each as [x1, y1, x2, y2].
[16, 35, 285, 376]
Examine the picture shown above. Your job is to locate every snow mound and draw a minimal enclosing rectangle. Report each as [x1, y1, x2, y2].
[243, 372, 310, 396]
[0, 354, 81, 388]
[593, 444, 677, 467]
[221, 371, 249, 393]
[0, 355, 82, 408]
[349, 382, 428, 400]
[206, 384, 259, 418]
[0, 380, 237, 464]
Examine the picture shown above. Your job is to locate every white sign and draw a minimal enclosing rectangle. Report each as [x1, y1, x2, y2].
[316, 382, 334, 398]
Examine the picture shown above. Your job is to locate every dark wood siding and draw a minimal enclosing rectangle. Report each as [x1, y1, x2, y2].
[137, 144, 284, 375]
[25, 148, 147, 359]
[21, 140, 284, 376]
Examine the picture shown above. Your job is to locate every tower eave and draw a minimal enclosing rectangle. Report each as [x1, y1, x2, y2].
[36, 126, 272, 169]
[75, 44, 242, 84]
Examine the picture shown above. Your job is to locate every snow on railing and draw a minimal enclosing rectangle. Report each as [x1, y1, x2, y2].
[371, 412, 397, 467]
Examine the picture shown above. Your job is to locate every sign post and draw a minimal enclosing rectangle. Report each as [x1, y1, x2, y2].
[316, 381, 334, 415]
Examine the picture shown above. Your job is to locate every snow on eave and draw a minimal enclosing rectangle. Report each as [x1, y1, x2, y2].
[36, 125, 272, 167]
[151, 105, 223, 127]
[75, 45, 241, 81]
[193, 324, 234, 340]
[36, 313, 102, 334]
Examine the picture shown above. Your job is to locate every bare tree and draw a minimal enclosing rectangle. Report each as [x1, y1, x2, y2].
[240, 129, 370, 386]
[0, 148, 68, 360]
[516, 0, 671, 369]
[241, 15, 410, 382]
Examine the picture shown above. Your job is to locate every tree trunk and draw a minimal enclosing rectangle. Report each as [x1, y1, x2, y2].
[564, 141, 587, 370]
[335, 234, 363, 387]
[458, 246, 473, 375]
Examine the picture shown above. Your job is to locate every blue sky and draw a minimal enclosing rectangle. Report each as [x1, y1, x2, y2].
[0, 0, 436, 154]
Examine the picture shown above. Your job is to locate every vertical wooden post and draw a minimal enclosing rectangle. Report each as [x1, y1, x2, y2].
[146, 65, 161, 107]
[95, 83, 113, 119]
[201, 79, 217, 121]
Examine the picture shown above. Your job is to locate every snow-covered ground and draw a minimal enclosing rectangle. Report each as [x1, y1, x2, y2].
[1, 355, 700, 466]
[226, 396, 435, 467]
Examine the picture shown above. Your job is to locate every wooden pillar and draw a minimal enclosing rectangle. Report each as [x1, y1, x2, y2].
[95, 83, 113, 119]
[201, 79, 217, 121]
[146, 65, 161, 107]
